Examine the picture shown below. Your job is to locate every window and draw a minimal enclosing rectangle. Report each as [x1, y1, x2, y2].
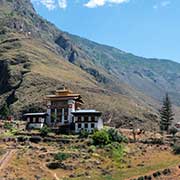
[91, 123, 95, 128]
[84, 116, 88, 122]
[30, 117, 33, 123]
[27, 117, 30, 122]
[39, 117, 44, 123]
[51, 109, 55, 122]
[64, 108, 68, 116]
[78, 116, 81, 121]
[85, 123, 88, 129]
[57, 109, 62, 115]
[57, 116, 61, 122]
[64, 115, 68, 120]
[91, 116, 95, 122]
[33, 117, 36, 123]
[78, 123, 81, 129]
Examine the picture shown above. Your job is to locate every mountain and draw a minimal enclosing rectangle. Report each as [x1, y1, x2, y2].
[0, 0, 180, 129]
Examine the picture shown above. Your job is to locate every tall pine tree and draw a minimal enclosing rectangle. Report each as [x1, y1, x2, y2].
[159, 93, 174, 132]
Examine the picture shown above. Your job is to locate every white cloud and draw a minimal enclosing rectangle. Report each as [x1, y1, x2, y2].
[41, 0, 56, 10]
[153, 0, 171, 10]
[153, 5, 158, 9]
[161, 1, 171, 7]
[84, 0, 129, 8]
[31, 0, 56, 10]
[58, 0, 67, 9]
[31, 0, 171, 10]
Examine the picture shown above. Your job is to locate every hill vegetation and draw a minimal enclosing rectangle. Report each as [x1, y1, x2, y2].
[0, 0, 180, 129]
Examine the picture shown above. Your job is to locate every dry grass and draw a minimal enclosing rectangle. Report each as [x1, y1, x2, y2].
[1, 139, 180, 180]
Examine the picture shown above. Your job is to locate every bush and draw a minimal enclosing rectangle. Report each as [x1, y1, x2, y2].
[54, 152, 70, 161]
[10, 128, 19, 135]
[0, 103, 10, 119]
[4, 122, 13, 130]
[17, 136, 28, 142]
[108, 128, 128, 143]
[47, 162, 61, 169]
[169, 127, 178, 136]
[29, 136, 42, 143]
[92, 129, 110, 146]
[173, 145, 180, 154]
[162, 168, 171, 175]
[152, 171, 161, 178]
[92, 128, 128, 146]
[88, 145, 96, 153]
[39, 125, 51, 137]
[79, 129, 89, 138]
[106, 142, 124, 161]
[137, 177, 144, 180]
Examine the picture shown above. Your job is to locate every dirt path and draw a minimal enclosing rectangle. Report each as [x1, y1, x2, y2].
[42, 162, 60, 180]
[0, 149, 16, 171]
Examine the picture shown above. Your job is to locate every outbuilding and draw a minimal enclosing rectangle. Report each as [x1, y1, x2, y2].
[24, 113, 48, 129]
[72, 110, 103, 133]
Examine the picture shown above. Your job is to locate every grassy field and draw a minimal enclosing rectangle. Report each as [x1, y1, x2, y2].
[0, 134, 180, 180]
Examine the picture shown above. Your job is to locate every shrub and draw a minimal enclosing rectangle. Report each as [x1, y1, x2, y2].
[79, 129, 89, 138]
[17, 136, 28, 142]
[4, 122, 13, 130]
[108, 128, 128, 143]
[152, 171, 161, 178]
[173, 145, 180, 154]
[10, 128, 19, 135]
[144, 175, 152, 180]
[151, 138, 163, 145]
[54, 152, 70, 161]
[106, 143, 124, 161]
[169, 127, 178, 136]
[92, 129, 110, 146]
[47, 162, 61, 169]
[92, 128, 128, 146]
[162, 168, 171, 175]
[88, 145, 96, 153]
[0, 103, 10, 119]
[137, 177, 144, 180]
[29, 136, 42, 143]
[39, 125, 51, 137]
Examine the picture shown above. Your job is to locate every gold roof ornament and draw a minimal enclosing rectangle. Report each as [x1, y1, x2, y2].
[46, 87, 84, 104]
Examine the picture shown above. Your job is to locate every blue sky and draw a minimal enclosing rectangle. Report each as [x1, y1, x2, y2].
[31, 0, 180, 62]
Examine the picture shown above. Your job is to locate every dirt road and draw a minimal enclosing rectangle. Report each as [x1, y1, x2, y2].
[0, 149, 16, 171]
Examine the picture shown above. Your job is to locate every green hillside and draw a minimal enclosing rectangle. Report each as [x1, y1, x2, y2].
[1, 0, 180, 129]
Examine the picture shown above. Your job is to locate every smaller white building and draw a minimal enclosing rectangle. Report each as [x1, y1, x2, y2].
[24, 113, 48, 129]
[72, 110, 103, 133]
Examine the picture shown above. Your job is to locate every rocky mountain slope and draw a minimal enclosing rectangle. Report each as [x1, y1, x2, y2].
[0, 0, 180, 129]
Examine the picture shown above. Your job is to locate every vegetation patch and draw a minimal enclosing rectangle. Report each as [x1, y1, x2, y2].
[173, 145, 180, 154]
[92, 128, 128, 146]
[54, 152, 70, 161]
[39, 125, 51, 137]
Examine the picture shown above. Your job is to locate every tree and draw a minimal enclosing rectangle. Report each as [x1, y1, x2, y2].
[92, 129, 110, 146]
[169, 127, 178, 144]
[159, 93, 174, 133]
[0, 103, 10, 120]
[40, 125, 51, 137]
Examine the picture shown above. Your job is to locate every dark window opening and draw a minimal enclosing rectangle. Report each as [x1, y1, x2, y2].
[85, 123, 88, 128]
[78, 116, 81, 121]
[91, 123, 95, 128]
[78, 123, 81, 129]
[64, 108, 68, 115]
[91, 116, 95, 121]
[84, 116, 88, 122]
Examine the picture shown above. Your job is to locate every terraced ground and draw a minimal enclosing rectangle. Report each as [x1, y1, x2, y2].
[0, 130, 180, 180]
